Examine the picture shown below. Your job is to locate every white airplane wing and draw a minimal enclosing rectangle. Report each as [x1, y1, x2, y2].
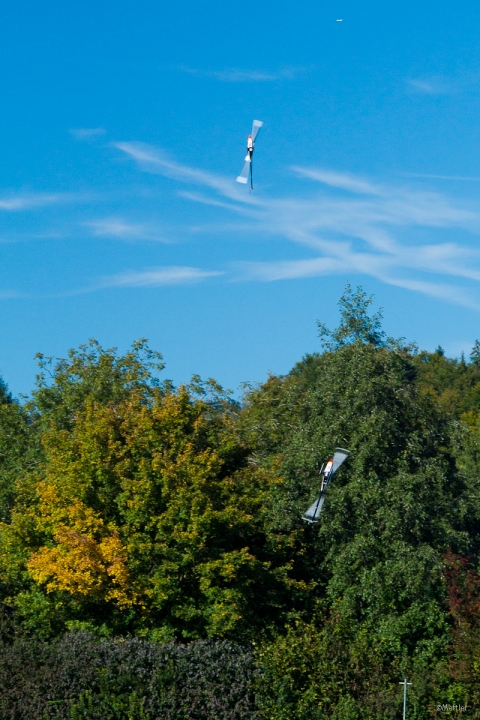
[331, 447, 350, 476]
[302, 447, 350, 523]
[303, 493, 325, 523]
[236, 155, 251, 184]
[251, 119, 263, 141]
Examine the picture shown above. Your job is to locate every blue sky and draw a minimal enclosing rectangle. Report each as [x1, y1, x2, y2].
[2, 0, 480, 396]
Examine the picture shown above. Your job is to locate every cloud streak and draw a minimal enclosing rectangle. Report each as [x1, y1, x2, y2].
[70, 127, 106, 140]
[99, 266, 223, 288]
[115, 140, 480, 309]
[406, 73, 480, 96]
[0, 193, 69, 211]
[0, 289, 22, 299]
[292, 167, 383, 195]
[114, 142, 260, 210]
[0, 268, 222, 300]
[85, 217, 170, 243]
[179, 65, 301, 82]
[403, 172, 480, 182]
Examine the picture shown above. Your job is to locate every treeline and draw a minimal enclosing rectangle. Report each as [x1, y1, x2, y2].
[1, 285, 480, 718]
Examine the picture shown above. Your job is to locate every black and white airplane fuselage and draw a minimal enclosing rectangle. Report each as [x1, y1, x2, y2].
[236, 120, 263, 191]
[303, 448, 350, 523]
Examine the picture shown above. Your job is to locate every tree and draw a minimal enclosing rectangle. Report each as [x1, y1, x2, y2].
[1, 291, 479, 715]
[0, 342, 306, 641]
[317, 283, 392, 350]
[0, 377, 12, 405]
[31, 338, 166, 430]
[241, 286, 475, 717]
[470, 341, 480, 368]
[0, 375, 40, 525]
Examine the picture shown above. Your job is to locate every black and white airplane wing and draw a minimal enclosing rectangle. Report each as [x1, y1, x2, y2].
[236, 120, 263, 189]
[302, 447, 350, 523]
[303, 493, 326, 523]
[330, 447, 350, 475]
[236, 155, 251, 184]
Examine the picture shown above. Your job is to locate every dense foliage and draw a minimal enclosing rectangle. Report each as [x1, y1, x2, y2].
[0, 286, 480, 718]
[0, 632, 257, 719]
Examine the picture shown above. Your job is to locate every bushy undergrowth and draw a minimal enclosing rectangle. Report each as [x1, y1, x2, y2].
[0, 632, 258, 720]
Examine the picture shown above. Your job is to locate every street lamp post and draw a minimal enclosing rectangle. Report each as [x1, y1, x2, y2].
[399, 679, 412, 720]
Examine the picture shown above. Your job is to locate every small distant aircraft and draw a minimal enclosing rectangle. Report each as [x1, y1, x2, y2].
[236, 119, 263, 191]
[302, 447, 350, 523]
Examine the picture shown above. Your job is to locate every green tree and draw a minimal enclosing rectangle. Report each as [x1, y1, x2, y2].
[1, 291, 480, 716]
[242, 285, 476, 718]
[317, 283, 409, 351]
[413, 345, 480, 419]
[0, 377, 11, 405]
[470, 340, 480, 368]
[31, 338, 166, 430]
[0, 376, 39, 524]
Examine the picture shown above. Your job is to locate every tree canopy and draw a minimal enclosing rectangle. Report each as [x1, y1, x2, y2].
[0, 285, 480, 718]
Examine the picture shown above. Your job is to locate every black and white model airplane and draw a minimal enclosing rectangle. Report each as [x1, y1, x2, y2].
[303, 447, 350, 523]
[236, 119, 263, 191]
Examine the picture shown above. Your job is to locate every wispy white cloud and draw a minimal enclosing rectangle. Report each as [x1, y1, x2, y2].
[406, 77, 459, 95]
[239, 257, 346, 281]
[0, 193, 69, 211]
[382, 276, 480, 309]
[70, 127, 106, 140]
[292, 167, 383, 195]
[99, 266, 223, 288]
[115, 140, 480, 309]
[85, 217, 170, 243]
[114, 141, 258, 207]
[0, 268, 222, 300]
[240, 258, 480, 310]
[403, 172, 480, 182]
[179, 65, 301, 82]
[406, 73, 480, 96]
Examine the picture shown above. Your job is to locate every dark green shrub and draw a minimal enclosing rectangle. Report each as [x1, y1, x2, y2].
[0, 632, 258, 719]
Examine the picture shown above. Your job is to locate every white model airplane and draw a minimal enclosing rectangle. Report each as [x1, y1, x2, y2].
[303, 447, 350, 523]
[236, 119, 263, 191]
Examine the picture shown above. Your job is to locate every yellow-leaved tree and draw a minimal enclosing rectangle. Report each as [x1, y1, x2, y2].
[0, 341, 309, 639]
